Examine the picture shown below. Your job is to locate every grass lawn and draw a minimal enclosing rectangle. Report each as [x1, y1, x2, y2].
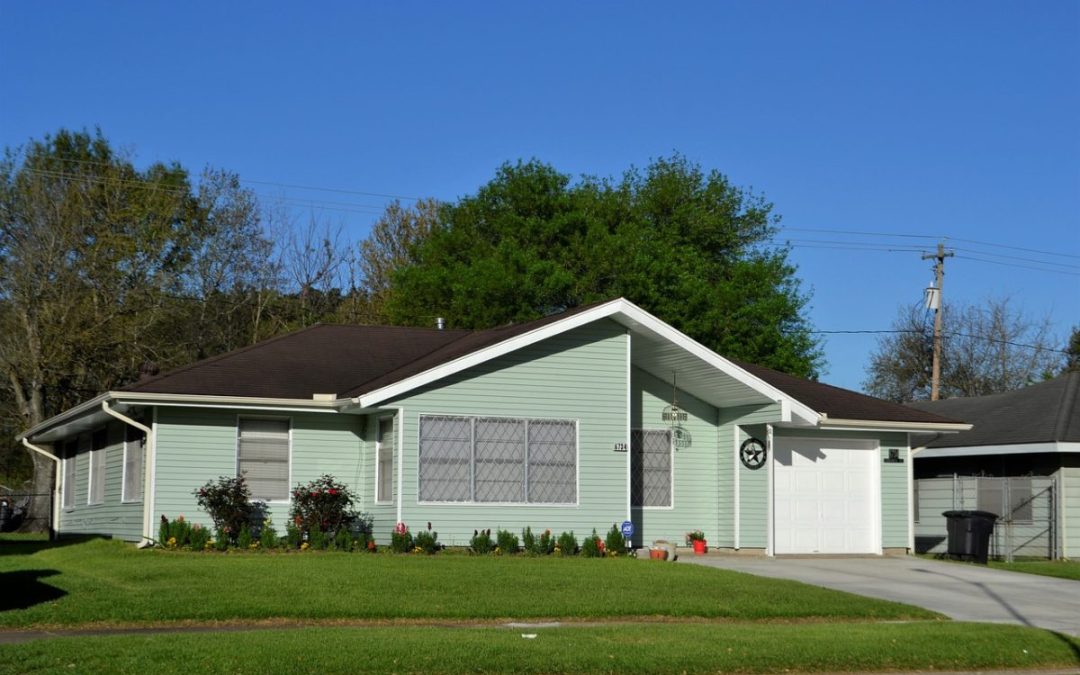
[989, 559, 1080, 581]
[2, 622, 1078, 674]
[0, 537, 937, 628]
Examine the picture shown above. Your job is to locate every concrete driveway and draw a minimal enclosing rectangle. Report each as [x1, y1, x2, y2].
[683, 555, 1080, 637]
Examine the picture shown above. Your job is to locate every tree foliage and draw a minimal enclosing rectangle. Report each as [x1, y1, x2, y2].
[863, 297, 1064, 402]
[383, 157, 822, 377]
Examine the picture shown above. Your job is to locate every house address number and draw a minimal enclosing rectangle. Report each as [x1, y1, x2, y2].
[614, 442, 628, 452]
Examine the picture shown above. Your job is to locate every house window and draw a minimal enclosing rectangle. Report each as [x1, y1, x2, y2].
[122, 426, 145, 503]
[631, 429, 672, 508]
[237, 418, 290, 501]
[87, 429, 107, 505]
[376, 417, 395, 503]
[418, 415, 577, 504]
[62, 440, 76, 509]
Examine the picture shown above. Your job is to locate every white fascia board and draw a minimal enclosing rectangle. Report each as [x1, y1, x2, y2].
[357, 299, 628, 408]
[19, 391, 347, 441]
[356, 298, 820, 425]
[916, 441, 1080, 459]
[817, 418, 973, 433]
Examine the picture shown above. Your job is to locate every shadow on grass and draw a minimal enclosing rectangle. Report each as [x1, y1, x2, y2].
[0, 534, 102, 557]
[0, 570, 66, 611]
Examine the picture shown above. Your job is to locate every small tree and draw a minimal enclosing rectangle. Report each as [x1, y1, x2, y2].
[194, 475, 259, 545]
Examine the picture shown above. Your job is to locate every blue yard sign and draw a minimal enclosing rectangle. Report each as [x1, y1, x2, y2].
[620, 520, 634, 538]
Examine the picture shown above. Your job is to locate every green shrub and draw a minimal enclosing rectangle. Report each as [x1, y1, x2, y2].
[213, 527, 229, 551]
[289, 474, 360, 541]
[259, 519, 279, 550]
[538, 528, 556, 555]
[170, 518, 192, 546]
[356, 532, 375, 552]
[470, 528, 494, 555]
[308, 523, 327, 550]
[334, 528, 353, 551]
[236, 524, 253, 550]
[286, 522, 302, 549]
[604, 524, 626, 556]
[413, 523, 440, 554]
[189, 524, 210, 551]
[194, 475, 260, 546]
[522, 526, 538, 555]
[581, 529, 603, 558]
[556, 530, 577, 556]
[496, 529, 519, 555]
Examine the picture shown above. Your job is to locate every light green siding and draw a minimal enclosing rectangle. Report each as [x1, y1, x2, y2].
[630, 367, 719, 547]
[1060, 458, 1080, 559]
[726, 405, 782, 549]
[153, 407, 364, 534]
[58, 422, 144, 541]
[377, 320, 629, 547]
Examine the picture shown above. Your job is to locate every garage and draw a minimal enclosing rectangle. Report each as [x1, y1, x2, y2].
[773, 437, 880, 554]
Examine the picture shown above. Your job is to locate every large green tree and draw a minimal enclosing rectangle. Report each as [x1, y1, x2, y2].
[383, 156, 821, 377]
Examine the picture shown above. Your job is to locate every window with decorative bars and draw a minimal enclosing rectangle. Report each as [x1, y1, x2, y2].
[87, 429, 107, 505]
[122, 426, 145, 503]
[631, 429, 672, 508]
[418, 415, 577, 504]
[377, 417, 395, 503]
[237, 418, 290, 501]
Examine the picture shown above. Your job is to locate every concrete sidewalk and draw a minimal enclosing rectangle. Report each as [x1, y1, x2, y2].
[682, 555, 1080, 637]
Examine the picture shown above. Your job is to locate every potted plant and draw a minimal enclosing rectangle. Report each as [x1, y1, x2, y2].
[687, 530, 707, 555]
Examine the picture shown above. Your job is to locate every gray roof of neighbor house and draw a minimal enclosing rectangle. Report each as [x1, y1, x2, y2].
[907, 372, 1080, 448]
[122, 302, 960, 426]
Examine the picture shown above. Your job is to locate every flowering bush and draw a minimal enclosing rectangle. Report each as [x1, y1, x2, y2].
[470, 528, 494, 555]
[194, 475, 261, 546]
[413, 522, 440, 554]
[391, 521, 413, 553]
[189, 523, 210, 551]
[555, 530, 577, 556]
[538, 528, 556, 555]
[581, 529, 604, 558]
[289, 474, 359, 540]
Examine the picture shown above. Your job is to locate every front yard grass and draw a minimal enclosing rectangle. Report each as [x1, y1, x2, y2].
[2, 622, 1078, 674]
[989, 559, 1080, 581]
[0, 537, 937, 628]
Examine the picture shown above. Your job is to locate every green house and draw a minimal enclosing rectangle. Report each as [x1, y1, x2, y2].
[19, 299, 966, 554]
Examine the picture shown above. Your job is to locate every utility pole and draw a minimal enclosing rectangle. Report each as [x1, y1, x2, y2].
[922, 241, 954, 400]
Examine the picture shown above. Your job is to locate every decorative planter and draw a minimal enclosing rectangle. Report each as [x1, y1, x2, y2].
[649, 547, 668, 560]
[692, 539, 707, 555]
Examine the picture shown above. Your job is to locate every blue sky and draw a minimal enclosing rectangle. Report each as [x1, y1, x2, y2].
[2, 1, 1077, 391]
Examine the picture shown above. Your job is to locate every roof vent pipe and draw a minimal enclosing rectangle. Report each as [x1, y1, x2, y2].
[436, 317, 446, 331]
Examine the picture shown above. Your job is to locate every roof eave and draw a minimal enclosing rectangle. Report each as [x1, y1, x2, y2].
[816, 416, 973, 433]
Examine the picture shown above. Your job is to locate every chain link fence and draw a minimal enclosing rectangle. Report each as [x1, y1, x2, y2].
[915, 475, 1058, 560]
[0, 485, 53, 533]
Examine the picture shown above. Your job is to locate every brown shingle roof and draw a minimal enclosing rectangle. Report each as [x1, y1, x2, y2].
[907, 372, 1080, 447]
[731, 359, 966, 425]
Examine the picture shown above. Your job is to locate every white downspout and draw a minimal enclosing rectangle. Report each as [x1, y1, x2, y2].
[102, 401, 154, 547]
[765, 423, 774, 557]
[21, 438, 61, 540]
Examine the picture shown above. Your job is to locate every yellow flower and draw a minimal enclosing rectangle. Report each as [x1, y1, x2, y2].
[300, 542, 310, 551]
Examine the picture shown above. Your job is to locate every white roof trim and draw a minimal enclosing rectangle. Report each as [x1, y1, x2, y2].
[818, 418, 973, 433]
[357, 298, 820, 425]
[916, 441, 1080, 458]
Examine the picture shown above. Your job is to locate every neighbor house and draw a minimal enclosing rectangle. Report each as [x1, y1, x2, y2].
[909, 373, 1080, 559]
[19, 299, 968, 554]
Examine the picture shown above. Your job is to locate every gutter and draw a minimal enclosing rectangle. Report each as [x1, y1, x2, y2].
[21, 438, 61, 540]
[101, 401, 155, 547]
[817, 415, 972, 434]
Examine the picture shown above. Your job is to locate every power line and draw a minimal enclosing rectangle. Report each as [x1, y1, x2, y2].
[778, 226, 1080, 260]
[806, 329, 1070, 355]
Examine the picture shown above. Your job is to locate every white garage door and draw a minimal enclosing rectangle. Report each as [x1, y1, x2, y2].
[773, 438, 879, 554]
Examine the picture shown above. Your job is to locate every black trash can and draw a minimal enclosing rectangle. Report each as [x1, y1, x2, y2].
[942, 510, 997, 564]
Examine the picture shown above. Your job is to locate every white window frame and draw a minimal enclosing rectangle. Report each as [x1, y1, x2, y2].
[234, 415, 292, 503]
[121, 428, 145, 504]
[62, 440, 77, 510]
[87, 430, 106, 506]
[416, 413, 580, 507]
[375, 415, 395, 505]
[631, 428, 675, 510]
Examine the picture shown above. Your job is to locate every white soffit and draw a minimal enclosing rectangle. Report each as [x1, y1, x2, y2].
[916, 441, 1080, 458]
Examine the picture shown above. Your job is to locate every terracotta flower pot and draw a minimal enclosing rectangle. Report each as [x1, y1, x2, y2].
[649, 548, 668, 560]
[692, 539, 707, 555]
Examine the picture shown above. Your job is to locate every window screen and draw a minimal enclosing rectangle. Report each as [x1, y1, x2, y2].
[238, 418, 290, 501]
[418, 415, 576, 504]
[88, 430, 107, 505]
[631, 429, 672, 508]
[377, 417, 395, 503]
[123, 426, 145, 503]
[62, 441, 76, 508]
[1007, 477, 1033, 522]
